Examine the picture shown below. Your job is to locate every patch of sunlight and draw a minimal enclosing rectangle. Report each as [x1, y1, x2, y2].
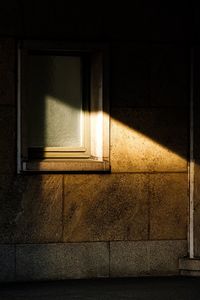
[111, 118, 187, 172]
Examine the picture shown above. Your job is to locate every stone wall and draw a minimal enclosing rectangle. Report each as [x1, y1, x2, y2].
[0, 1, 192, 281]
[0, 37, 189, 281]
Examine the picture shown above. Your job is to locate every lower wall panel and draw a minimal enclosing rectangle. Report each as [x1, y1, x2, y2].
[0, 244, 15, 281]
[110, 240, 187, 277]
[16, 243, 109, 281]
[0, 240, 187, 281]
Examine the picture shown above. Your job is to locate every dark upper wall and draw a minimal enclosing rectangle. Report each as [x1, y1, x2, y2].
[0, 1, 194, 43]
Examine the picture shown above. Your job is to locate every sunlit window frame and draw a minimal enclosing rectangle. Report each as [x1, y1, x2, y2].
[17, 41, 110, 173]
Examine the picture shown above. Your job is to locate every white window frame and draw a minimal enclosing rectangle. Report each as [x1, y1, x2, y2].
[17, 41, 110, 173]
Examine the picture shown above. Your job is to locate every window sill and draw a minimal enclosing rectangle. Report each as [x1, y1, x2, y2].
[21, 159, 110, 173]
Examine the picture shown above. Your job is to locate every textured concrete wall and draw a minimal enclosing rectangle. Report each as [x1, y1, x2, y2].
[194, 49, 200, 257]
[0, 37, 189, 280]
[0, 241, 187, 281]
[0, 2, 191, 280]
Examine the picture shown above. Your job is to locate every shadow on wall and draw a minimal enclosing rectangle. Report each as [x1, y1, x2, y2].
[23, 44, 189, 170]
[0, 174, 63, 243]
[0, 41, 190, 244]
[110, 44, 189, 171]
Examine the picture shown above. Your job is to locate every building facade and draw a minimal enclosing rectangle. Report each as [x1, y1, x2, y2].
[0, 1, 199, 281]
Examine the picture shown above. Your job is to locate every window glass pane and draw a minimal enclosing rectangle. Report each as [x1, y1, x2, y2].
[27, 55, 83, 148]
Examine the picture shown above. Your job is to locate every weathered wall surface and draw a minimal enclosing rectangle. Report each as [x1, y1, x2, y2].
[0, 1, 191, 281]
[193, 49, 200, 257]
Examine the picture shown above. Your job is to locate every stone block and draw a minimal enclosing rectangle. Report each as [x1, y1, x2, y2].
[111, 45, 188, 108]
[103, 4, 188, 42]
[111, 108, 188, 172]
[194, 110, 200, 160]
[0, 174, 14, 206]
[0, 224, 15, 243]
[0, 174, 16, 242]
[63, 174, 149, 242]
[149, 173, 188, 240]
[14, 222, 62, 244]
[0, 107, 16, 160]
[0, 244, 15, 281]
[150, 46, 189, 107]
[110, 241, 149, 277]
[0, 39, 16, 106]
[0, 175, 63, 243]
[149, 240, 187, 275]
[16, 242, 109, 280]
[0, 175, 18, 243]
[0, 175, 23, 225]
[111, 44, 150, 108]
[0, 158, 16, 174]
[194, 53, 200, 160]
[194, 162, 200, 256]
[22, 2, 104, 39]
[110, 240, 187, 277]
[180, 270, 200, 276]
[14, 175, 63, 243]
[14, 175, 63, 223]
[0, 4, 21, 35]
[0, 38, 15, 71]
[0, 69, 15, 105]
[193, 53, 200, 256]
[180, 258, 200, 276]
[179, 258, 200, 271]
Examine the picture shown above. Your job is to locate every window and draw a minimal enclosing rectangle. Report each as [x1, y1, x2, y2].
[17, 41, 110, 172]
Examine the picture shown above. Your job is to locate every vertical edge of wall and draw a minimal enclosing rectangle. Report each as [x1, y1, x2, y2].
[193, 47, 200, 257]
[179, 46, 200, 275]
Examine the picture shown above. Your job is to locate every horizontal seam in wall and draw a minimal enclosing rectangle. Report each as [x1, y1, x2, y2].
[0, 239, 187, 246]
[110, 171, 188, 174]
[110, 106, 189, 110]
